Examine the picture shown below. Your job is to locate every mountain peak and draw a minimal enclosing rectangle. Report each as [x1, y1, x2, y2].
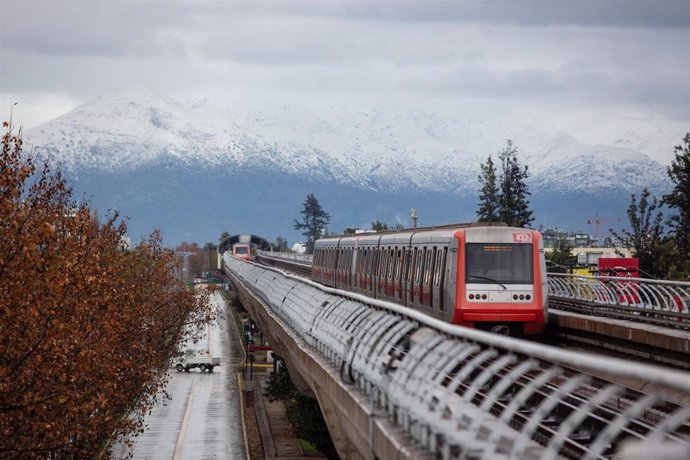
[25, 91, 671, 195]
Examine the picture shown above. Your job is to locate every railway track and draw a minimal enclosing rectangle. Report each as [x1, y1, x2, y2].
[257, 253, 312, 278]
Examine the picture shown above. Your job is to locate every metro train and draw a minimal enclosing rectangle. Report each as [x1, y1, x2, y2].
[232, 243, 253, 261]
[312, 223, 548, 335]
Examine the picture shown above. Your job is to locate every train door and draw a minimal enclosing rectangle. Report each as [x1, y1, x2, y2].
[368, 248, 377, 298]
[345, 248, 355, 289]
[329, 248, 336, 286]
[378, 247, 387, 298]
[432, 246, 447, 313]
[357, 248, 366, 293]
[385, 246, 395, 299]
[402, 247, 412, 306]
[394, 247, 404, 302]
[411, 246, 425, 306]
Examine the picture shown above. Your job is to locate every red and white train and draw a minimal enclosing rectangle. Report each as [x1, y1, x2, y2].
[312, 223, 547, 335]
[232, 243, 253, 261]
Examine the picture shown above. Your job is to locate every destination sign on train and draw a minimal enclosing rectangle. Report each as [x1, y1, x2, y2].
[480, 245, 513, 252]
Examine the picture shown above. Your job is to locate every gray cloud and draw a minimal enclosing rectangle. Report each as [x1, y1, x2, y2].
[238, 0, 690, 29]
[3, 1, 688, 58]
[0, 0, 687, 146]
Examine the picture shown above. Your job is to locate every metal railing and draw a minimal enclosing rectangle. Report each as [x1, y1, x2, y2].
[254, 253, 690, 328]
[256, 249, 312, 264]
[224, 254, 690, 459]
[548, 273, 690, 328]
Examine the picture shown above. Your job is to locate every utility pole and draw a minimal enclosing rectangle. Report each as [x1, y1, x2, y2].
[411, 208, 418, 228]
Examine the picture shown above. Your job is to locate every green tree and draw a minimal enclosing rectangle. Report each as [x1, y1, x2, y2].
[498, 140, 533, 227]
[546, 239, 576, 268]
[220, 231, 231, 241]
[477, 155, 500, 222]
[371, 220, 388, 231]
[662, 131, 690, 257]
[610, 188, 666, 278]
[273, 235, 289, 252]
[293, 193, 330, 254]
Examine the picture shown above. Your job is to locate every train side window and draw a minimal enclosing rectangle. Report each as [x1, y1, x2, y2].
[371, 248, 377, 276]
[383, 248, 390, 279]
[376, 248, 383, 277]
[395, 248, 403, 280]
[407, 248, 416, 283]
[434, 248, 444, 287]
[414, 248, 424, 285]
[423, 248, 433, 286]
[387, 247, 395, 280]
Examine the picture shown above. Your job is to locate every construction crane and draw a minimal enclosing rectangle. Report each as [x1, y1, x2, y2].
[587, 214, 621, 243]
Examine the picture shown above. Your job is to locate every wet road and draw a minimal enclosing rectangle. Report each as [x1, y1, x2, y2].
[112, 291, 246, 459]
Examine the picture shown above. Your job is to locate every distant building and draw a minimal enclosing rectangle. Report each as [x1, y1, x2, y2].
[542, 228, 600, 248]
[541, 227, 570, 248]
[544, 247, 633, 266]
[292, 242, 307, 254]
[568, 233, 597, 248]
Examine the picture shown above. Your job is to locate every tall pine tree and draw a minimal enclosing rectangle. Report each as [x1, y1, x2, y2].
[497, 140, 533, 227]
[293, 193, 330, 254]
[662, 131, 690, 256]
[476, 155, 500, 222]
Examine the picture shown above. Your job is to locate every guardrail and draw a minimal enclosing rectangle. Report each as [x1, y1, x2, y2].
[548, 273, 690, 328]
[224, 254, 690, 459]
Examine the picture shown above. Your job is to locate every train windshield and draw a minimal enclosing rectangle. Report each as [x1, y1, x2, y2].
[234, 246, 249, 255]
[465, 243, 533, 284]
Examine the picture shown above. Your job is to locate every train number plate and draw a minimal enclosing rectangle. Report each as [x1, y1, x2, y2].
[512, 233, 532, 243]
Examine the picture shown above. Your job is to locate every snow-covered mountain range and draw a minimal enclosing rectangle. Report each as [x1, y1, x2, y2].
[23, 87, 677, 244]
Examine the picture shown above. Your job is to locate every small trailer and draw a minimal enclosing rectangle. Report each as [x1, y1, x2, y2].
[174, 350, 220, 373]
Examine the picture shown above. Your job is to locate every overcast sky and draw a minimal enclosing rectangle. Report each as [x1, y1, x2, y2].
[1, 0, 689, 162]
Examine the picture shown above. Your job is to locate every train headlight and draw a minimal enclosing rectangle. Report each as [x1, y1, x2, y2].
[469, 294, 474, 300]
[481, 294, 487, 300]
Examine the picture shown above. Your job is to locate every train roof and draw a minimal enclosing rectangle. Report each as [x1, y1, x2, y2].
[319, 222, 508, 240]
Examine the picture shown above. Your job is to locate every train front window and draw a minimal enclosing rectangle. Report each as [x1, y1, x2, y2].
[465, 243, 533, 284]
[235, 246, 248, 255]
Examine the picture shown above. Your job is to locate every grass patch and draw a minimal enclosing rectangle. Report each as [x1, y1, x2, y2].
[298, 438, 318, 453]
